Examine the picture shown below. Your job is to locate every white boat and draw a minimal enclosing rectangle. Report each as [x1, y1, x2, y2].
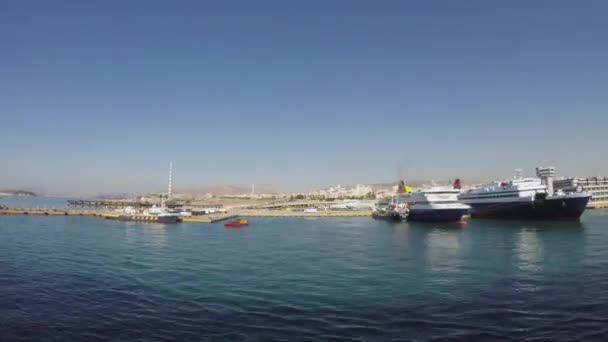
[458, 167, 590, 220]
[372, 200, 404, 221]
[168, 208, 192, 217]
[397, 185, 470, 222]
[118, 205, 180, 224]
[117, 163, 182, 223]
[145, 205, 167, 215]
[328, 200, 375, 211]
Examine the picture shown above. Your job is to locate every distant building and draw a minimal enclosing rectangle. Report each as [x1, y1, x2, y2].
[554, 177, 608, 208]
[305, 183, 377, 199]
[375, 189, 395, 199]
[135, 195, 151, 202]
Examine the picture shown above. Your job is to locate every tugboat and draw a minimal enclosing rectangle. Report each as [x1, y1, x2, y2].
[372, 184, 411, 222]
[372, 205, 404, 221]
[458, 167, 590, 220]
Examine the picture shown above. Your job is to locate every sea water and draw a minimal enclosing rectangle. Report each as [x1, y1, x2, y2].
[1, 205, 608, 340]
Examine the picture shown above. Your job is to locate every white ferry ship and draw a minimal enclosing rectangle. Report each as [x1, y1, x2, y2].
[397, 182, 470, 223]
[458, 167, 590, 220]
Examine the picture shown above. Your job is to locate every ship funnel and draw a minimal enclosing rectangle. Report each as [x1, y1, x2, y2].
[536, 166, 556, 195]
[397, 180, 411, 194]
[397, 180, 405, 193]
[453, 179, 462, 190]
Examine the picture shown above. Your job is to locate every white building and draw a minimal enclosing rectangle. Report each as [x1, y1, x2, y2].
[554, 177, 608, 208]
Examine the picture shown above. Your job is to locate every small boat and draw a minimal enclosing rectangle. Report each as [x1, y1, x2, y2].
[371, 209, 403, 221]
[372, 201, 404, 222]
[169, 208, 192, 218]
[224, 219, 248, 228]
[117, 205, 180, 224]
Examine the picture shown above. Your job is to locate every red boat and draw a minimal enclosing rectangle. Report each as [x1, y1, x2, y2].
[224, 219, 248, 228]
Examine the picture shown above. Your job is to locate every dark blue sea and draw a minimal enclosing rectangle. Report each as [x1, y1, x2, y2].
[2, 205, 608, 341]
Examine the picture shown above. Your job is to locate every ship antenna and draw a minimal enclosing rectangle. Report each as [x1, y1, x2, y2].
[514, 168, 523, 179]
[168, 161, 173, 199]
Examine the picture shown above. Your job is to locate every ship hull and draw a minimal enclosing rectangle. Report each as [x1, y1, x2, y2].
[118, 215, 180, 224]
[407, 208, 468, 223]
[466, 195, 590, 220]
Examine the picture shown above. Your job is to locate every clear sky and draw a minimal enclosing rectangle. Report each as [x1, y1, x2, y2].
[1, 0, 607, 196]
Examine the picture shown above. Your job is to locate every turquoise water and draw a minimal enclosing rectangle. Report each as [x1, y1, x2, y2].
[2, 211, 608, 340]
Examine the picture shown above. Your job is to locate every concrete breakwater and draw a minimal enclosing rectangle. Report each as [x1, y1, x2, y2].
[0, 207, 236, 223]
[236, 210, 372, 218]
[0, 207, 371, 222]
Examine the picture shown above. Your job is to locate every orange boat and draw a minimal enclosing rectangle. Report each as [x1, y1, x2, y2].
[224, 219, 248, 228]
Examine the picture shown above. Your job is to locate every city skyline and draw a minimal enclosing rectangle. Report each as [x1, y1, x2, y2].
[2, 1, 607, 195]
[4, 164, 606, 198]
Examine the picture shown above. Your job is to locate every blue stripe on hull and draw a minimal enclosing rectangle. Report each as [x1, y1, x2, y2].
[469, 196, 589, 220]
[407, 208, 468, 223]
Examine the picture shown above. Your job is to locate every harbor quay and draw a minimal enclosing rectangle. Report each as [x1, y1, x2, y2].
[0, 206, 373, 222]
[0, 207, 239, 223]
[235, 209, 371, 218]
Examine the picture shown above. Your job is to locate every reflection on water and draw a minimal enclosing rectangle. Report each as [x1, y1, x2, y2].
[389, 222, 409, 251]
[124, 223, 169, 249]
[515, 228, 544, 274]
[424, 228, 466, 277]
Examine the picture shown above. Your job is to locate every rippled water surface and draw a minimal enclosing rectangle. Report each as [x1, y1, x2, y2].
[2, 211, 608, 341]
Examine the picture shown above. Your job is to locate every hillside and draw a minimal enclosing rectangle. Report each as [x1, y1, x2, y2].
[0, 190, 37, 197]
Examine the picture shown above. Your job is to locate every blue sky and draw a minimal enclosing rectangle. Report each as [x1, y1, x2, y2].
[1, 1, 607, 195]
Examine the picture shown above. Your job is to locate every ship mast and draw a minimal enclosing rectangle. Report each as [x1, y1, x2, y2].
[168, 161, 173, 199]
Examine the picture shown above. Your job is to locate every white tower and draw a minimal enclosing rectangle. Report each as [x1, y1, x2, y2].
[168, 161, 173, 199]
[536, 166, 556, 195]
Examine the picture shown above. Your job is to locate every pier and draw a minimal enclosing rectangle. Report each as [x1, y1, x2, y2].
[67, 199, 155, 208]
[0, 207, 237, 223]
[0, 207, 372, 221]
[235, 210, 371, 218]
[182, 214, 238, 223]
